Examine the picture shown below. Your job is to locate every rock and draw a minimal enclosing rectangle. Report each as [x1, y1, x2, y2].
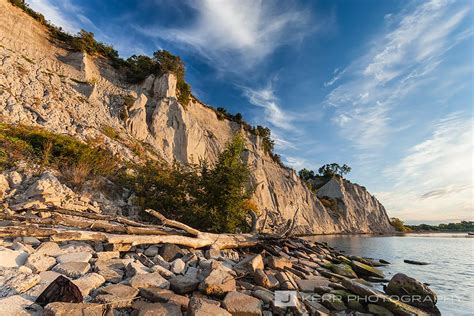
[0, 247, 28, 267]
[385, 273, 437, 309]
[188, 297, 231, 316]
[95, 284, 138, 308]
[60, 242, 95, 254]
[275, 271, 297, 290]
[153, 254, 171, 270]
[199, 267, 236, 297]
[160, 244, 184, 262]
[368, 304, 395, 316]
[206, 248, 221, 259]
[126, 261, 151, 277]
[72, 273, 105, 296]
[140, 287, 175, 302]
[0, 267, 40, 297]
[53, 262, 90, 278]
[330, 263, 358, 278]
[296, 276, 330, 292]
[138, 302, 182, 316]
[21, 237, 41, 246]
[144, 245, 159, 257]
[170, 258, 186, 274]
[185, 266, 200, 279]
[0, 295, 34, 316]
[254, 269, 271, 288]
[25, 253, 57, 273]
[267, 256, 292, 270]
[251, 289, 273, 304]
[379, 259, 391, 264]
[97, 267, 123, 283]
[94, 258, 127, 283]
[36, 242, 62, 257]
[0, 173, 10, 199]
[404, 259, 430, 265]
[44, 302, 104, 315]
[39, 271, 64, 284]
[170, 275, 200, 294]
[222, 291, 262, 316]
[35, 275, 83, 307]
[303, 299, 331, 315]
[11, 241, 35, 254]
[152, 264, 175, 278]
[130, 272, 170, 289]
[351, 260, 385, 279]
[56, 252, 92, 264]
[234, 254, 264, 275]
[341, 279, 429, 316]
[321, 293, 346, 311]
[95, 251, 119, 261]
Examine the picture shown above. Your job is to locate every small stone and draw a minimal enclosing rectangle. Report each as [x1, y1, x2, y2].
[153, 254, 171, 270]
[330, 263, 358, 278]
[0, 247, 28, 267]
[73, 273, 105, 296]
[25, 253, 56, 273]
[169, 275, 200, 294]
[140, 288, 175, 302]
[95, 251, 119, 261]
[151, 264, 175, 278]
[130, 272, 170, 289]
[95, 284, 138, 308]
[185, 266, 200, 279]
[160, 244, 184, 262]
[205, 248, 221, 259]
[223, 291, 262, 316]
[97, 268, 123, 283]
[11, 242, 35, 254]
[54, 262, 90, 278]
[296, 276, 330, 292]
[138, 302, 182, 316]
[351, 260, 385, 279]
[267, 256, 292, 270]
[170, 258, 185, 274]
[144, 245, 159, 257]
[56, 252, 92, 264]
[60, 242, 95, 254]
[275, 271, 296, 290]
[251, 289, 273, 304]
[254, 269, 271, 288]
[22, 237, 41, 246]
[188, 297, 231, 316]
[44, 302, 104, 315]
[126, 261, 151, 277]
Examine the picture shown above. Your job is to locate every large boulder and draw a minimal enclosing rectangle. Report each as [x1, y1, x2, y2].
[0, 247, 28, 268]
[0, 267, 40, 297]
[385, 273, 437, 309]
[188, 297, 231, 316]
[130, 272, 170, 289]
[169, 275, 199, 294]
[199, 266, 236, 297]
[351, 260, 385, 279]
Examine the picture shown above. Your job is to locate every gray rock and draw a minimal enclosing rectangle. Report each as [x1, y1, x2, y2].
[140, 287, 175, 302]
[321, 293, 346, 311]
[0, 294, 34, 316]
[144, 245, 159, 257]
[234, 254, 264, 275]
[368, 304, 395, 316]
[153, 254, 171, 270]
[254, 269, 271, 288]
[95, 283, 139, 308]
[170, 258, 186, 274]
[152, 264, 175, 279]
[251, 289, 273, 304]
[35, 242, 62, 257]
[188, 297, 231, 316]
[130, 272, 170, 289]
[126, 261, 151, 277]
[385, 273, 437, 309]
[223, 291, 262, 316]
[170, 275, 200, 294]
[56, 252, 92, 264]
[39, 271, 64, 284]
[53, 262, 90, 278]
[11, 242, 35, 254]
[21, 237, 41, 246]
[95, 251, 119, 261]
[296, 276, 330, 292]
[138, 302, 182, 316]
[199, 267, 236, 297]
[330, 263, 358, 278]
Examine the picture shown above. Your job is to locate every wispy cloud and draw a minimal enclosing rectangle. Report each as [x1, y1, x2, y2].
[325, 0, 471, 150]
[242, 83, 295, 131]
[376, 112, 473, 221]
[135, 0, 311, 72]
[324, 68, 346, 87]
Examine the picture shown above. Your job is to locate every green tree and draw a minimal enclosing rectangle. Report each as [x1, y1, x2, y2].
[390, 217, 411, 232]
[298, 168, 315, 181]
[318, 163, 351, 177]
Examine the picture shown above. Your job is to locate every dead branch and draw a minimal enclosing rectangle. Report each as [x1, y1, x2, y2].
[144, 209, 200, 237]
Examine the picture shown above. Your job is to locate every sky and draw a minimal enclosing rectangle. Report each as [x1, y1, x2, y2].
[26, 0, 473, 224]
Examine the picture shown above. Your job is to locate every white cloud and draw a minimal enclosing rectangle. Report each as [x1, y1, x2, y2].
[324, 68, 346, 87]
[27, 0, 78, 33]
[284, 156, 307, 170]
[326, 0, 471, 150]
[376, 113, 473, 221]
[136, 0, 311, 72]
[242, 84, 294, 131]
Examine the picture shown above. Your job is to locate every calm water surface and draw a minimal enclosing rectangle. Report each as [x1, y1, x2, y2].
[308, 233, 474, 315]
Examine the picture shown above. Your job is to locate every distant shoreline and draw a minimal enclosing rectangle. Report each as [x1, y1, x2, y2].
[298, 231, 473, 237]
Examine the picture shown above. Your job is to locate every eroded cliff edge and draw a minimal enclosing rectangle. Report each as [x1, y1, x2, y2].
[0, 0, 394, 234]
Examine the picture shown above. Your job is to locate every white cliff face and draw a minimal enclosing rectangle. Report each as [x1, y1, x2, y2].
[0, 0, 394, 234]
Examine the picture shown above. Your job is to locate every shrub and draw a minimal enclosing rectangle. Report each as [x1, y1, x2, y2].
[126, 134, 253, 233]
[390, 217, 411, 232]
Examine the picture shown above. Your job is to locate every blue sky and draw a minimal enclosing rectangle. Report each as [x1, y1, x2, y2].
[27, 0, 473, 224]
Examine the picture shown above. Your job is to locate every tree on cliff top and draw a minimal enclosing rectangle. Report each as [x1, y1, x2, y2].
[318, 163, 351, 177]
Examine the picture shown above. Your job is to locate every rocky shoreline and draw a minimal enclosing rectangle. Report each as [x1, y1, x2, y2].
[0, 235, 439, 315]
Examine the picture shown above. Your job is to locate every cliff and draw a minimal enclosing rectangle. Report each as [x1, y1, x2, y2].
[0, 0, 394, 234]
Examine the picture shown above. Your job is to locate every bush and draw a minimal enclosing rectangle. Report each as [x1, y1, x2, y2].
[126, 134, 254, 233]
[0, 123, 118, 183]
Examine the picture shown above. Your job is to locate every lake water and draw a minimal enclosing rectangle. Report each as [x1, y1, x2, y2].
[308, 233, 474, 315]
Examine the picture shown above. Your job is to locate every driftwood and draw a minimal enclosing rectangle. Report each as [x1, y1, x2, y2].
[0, 207, 300, 250]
